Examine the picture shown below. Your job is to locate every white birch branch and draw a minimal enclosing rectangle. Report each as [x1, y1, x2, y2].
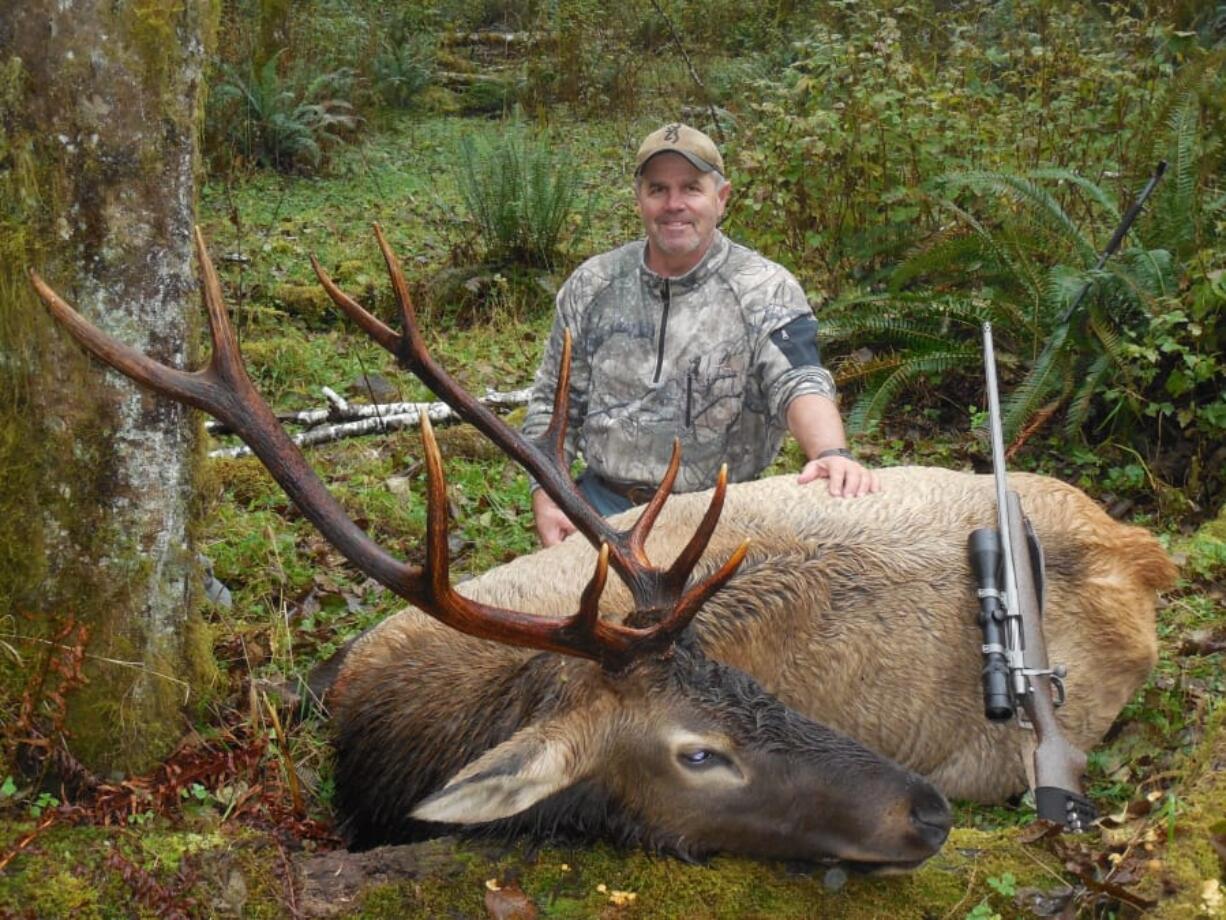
[208, 387, 533, 459]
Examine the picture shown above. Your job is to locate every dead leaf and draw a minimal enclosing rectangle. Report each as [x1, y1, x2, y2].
[1013, 884, 1074, 917]
[608, 890, 637, 907]
[484, 879, 537, 920]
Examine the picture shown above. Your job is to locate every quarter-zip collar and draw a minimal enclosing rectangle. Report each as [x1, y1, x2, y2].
[638, 230, 731, 294]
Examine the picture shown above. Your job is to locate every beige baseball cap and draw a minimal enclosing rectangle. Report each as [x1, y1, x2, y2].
[635, 123, 725, 176]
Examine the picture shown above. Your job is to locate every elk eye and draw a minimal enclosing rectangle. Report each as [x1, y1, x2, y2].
[680, 749, 717, 768]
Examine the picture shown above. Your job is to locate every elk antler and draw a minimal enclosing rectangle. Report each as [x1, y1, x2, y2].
[310, 225, 745, 622]
[30, 227, 747, 671]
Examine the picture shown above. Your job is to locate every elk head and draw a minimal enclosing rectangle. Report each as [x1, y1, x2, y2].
[31, 226, 952, 869]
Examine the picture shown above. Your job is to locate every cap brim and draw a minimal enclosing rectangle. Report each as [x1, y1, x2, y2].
[636, 148, 717, 175]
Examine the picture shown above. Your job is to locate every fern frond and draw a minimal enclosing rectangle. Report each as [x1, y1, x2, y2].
[821, 316, 952, 348]
[1028, 168, 1121, 225]
[1001, 339, 1070, 441]
[1063, 351, 1113, 439]
[845, 349, 981, 433]
[890, 232, 991, 291]
[930, 195, 1042, 303]
[1151, 93, 1200, 256]
[944, 170, 1097, 265]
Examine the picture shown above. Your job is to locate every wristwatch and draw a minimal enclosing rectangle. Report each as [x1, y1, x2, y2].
[816, 447, 855, 461]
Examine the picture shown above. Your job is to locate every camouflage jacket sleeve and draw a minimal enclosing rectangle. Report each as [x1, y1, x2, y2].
[751, 271, 838, 427]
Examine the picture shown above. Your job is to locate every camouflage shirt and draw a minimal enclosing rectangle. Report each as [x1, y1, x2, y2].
[523, 231, 837, 493]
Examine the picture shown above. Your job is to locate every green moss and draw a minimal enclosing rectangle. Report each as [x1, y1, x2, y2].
[417, 85, 462, 115]
[271, 282, 337, 327]
[0, 820, 287, 917]
[1146, 707, 1226, 918]
[121, 0, 185, 92]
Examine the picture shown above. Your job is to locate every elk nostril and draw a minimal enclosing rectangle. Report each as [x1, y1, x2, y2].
[910, 790, 953, 849]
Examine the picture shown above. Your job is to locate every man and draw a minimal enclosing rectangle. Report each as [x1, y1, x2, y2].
[523, 123, 879, 546]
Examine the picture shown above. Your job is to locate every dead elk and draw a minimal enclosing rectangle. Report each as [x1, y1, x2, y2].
[30, 228, 1173, 868]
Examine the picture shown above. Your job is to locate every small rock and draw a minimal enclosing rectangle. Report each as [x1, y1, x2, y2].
[347, 372, 400, 404]
[386, 475, 414, 497]
[822, 866, 848, 891]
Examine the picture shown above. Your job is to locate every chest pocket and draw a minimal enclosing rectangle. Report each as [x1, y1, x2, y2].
[685, 352, 747, 431]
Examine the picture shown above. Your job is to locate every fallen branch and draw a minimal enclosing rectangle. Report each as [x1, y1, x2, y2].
[208, 387, 532, 458]
[440, 31, 546, 48]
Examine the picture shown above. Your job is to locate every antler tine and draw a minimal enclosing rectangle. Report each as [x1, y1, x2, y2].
[194, 227, 247, 387]
[653, 538, 750, 645]
[310, 254, 400, 354]
[29, 265, 216, 414]
[626, 439, 683, 565]
[373, 223, 431, 365]
[663, 464, 735, 593]
[538, 329, 574, 469]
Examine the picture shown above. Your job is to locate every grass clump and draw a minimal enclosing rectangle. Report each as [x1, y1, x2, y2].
[455, 129, 591, 269]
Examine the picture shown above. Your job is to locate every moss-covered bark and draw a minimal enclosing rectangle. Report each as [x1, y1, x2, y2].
[0, 1, 219, 775]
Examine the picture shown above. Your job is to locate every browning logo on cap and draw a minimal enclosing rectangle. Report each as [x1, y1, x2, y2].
[635, 123, 725, 176]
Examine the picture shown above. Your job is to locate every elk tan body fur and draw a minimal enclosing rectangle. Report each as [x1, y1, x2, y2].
[329, 466, 1175, 806]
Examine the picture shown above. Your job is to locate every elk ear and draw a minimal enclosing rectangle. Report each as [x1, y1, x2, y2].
[410, 725, 589, 825]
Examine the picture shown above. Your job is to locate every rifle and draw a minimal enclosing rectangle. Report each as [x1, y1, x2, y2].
[968, 322, 1096, 831]
[965, 162, 1167, 831]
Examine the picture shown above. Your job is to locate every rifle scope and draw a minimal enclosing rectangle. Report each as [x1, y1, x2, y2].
[968, 528, 1015, 722]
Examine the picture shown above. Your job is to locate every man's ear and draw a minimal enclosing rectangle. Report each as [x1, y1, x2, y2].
[410, 723, 591, 825]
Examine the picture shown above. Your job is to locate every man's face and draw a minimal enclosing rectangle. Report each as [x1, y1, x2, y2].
[635, 153, 730, 276]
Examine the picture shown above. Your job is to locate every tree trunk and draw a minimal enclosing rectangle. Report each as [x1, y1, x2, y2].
[0, 1, 218, 776]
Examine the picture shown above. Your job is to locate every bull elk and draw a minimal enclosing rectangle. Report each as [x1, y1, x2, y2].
[30, 227, 1176, 870]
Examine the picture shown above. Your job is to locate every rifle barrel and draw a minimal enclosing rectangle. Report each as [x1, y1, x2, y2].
[982, 322, 1027, 697]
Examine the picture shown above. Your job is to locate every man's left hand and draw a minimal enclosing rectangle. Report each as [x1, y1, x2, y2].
[797, 456, 881, 497]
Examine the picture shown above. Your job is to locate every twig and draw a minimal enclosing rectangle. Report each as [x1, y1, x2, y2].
[941, 863, 979, 920]
[0, 814, 57, 873]
[274, 833, 303, 919]
[207, 387, 530, 432]
[644, 0, 726, 144]
[321, 386, 349, 414]
[1, 633, 193, 703]
[1004, 398, 1062, 460]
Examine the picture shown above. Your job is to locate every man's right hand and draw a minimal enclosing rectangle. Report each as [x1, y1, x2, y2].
[532, 488, 577, 547]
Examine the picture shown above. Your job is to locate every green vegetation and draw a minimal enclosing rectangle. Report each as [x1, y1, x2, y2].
[3, 0, 1224, 915]
[209, 51, 360, 173]
[455, 129, 592, 268]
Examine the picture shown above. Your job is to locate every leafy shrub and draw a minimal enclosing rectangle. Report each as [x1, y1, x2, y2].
[453, 131, 590, 269]
[821, 88, 1224, 503]
[209, 51, 359, 173]
[732, 3, 1224, 295]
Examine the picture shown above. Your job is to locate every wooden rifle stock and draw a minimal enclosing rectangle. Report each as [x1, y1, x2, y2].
[1004, 492, 1095, 830]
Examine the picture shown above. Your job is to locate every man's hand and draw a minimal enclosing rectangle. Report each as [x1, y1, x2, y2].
[798, 455, 881, 498]
[532, 488, 577, 547]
